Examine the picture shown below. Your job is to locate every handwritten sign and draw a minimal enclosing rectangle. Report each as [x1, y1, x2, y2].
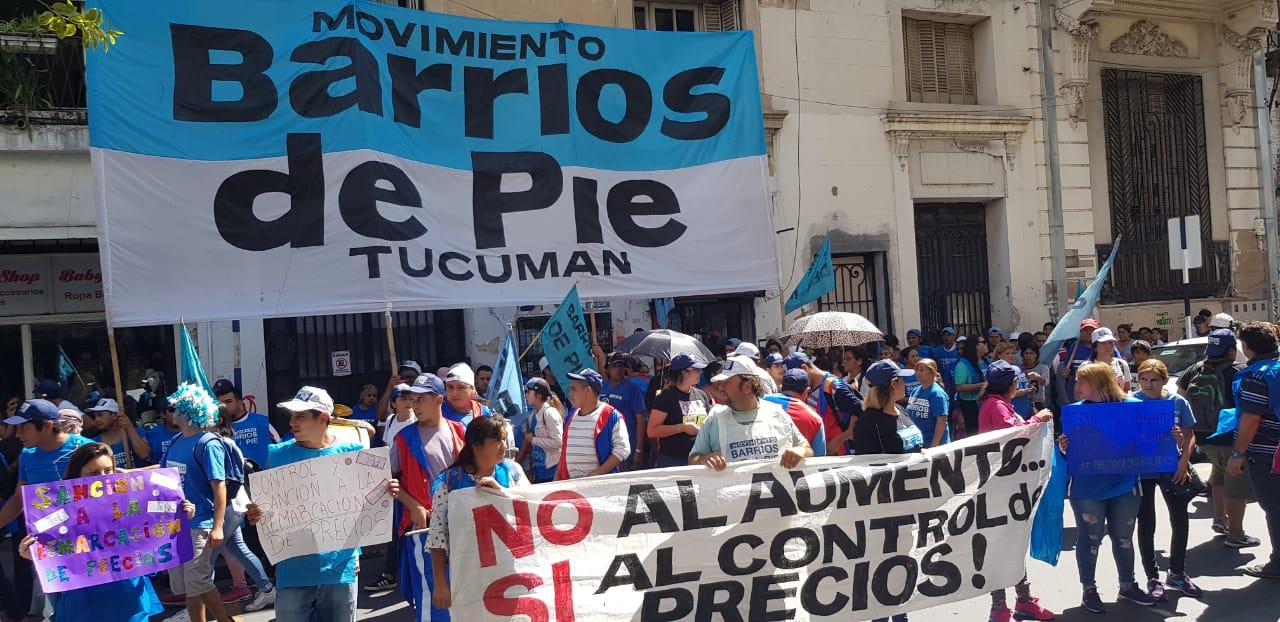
[21, 468, 193, 592]
[1063, 400, 1177, 476]
[248, 447, 393, 564]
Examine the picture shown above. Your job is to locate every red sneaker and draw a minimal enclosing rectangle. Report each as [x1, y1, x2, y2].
[989, 607, 1013, 622]
[1014, 597, 1056, 620]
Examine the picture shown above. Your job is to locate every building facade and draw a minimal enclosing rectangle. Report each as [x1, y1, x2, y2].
[2, 0, 1277, 414]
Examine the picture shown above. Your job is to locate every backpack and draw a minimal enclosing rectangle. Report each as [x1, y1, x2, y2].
[1186, 360, 1231, 434]
[165, 432, 249, 500]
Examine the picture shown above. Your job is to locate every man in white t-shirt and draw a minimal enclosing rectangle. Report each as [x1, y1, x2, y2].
[557, 369, 630, 480]
[379, 384, 416, 450]
[690, 358, 811, 470]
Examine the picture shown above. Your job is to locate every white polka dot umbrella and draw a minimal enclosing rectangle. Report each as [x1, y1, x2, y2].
[780, 311, 884, 349]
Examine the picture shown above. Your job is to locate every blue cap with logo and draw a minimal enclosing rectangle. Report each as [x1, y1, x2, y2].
[1206, 328, 1237, 358]
[781, 369, 809, 393]
[407, 373, 445, 395]
[783, 353, 809, 370]
[985, 360, 1019, 393]
[764, 353, 785, 367]
[907, 328, 922, 338]
[670, 354, 707, 373]
[4, 399, 60, 426]
[865, 360, 915, 387]
[941, 326, 957, 335]
[567, 368, 604, 394]
[389, 383, 413, 400]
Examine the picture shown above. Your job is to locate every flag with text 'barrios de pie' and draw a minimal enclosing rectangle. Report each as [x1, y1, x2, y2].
[539, 286, 594, 399]
[88, 0, 778, 327]
[785, 234, 835, 314]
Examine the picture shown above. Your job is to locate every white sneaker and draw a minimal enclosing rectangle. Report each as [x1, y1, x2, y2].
[168, 610, 192, 622]
[244, 586, 277, 612]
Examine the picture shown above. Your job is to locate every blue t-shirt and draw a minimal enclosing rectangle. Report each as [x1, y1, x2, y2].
[443, 401, 488, 428]
[906, 383, 951, 446]
[144, 426, 180, 465]
[349, 405, 378, 425]
[602, 379, 647, 450]
[1012, 367, 1033, 419]
[1066, 398, 1142, 500]
[92, 437, 129, 468]
[229, 412, 276, 467]
[933, 345, 961, 388]
[55, 575, 162, 622]
[161, 433, 227, 529]
[19, 435, 92, 485]
[268, 440, 365, 587]
[902, 371, 921, 396]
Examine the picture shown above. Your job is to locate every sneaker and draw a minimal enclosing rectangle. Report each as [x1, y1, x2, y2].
[168, 610, 191, 622]
[1118, 583, 1158, 606]
[1081, 588, 1106, 614]
[159, 594, 187, 608]
[1014, 597, 1055, 620]
[222, 586, 252, 604]
[1242, 564, 1280, 579]
[989, 607, 1013, 622]
[1146, 579, 1166, 602]
[1225, 534, 1262, 549]
[364, 573, 398, 593]
[1211, 518, 1229, 535]
[244, 585, 276, 612]
[1166, 574, 1203, 597]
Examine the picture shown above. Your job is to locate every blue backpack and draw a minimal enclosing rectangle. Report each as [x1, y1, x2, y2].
[164, 432, 248, 499]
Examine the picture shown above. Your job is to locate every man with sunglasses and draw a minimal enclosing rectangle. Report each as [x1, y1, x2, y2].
[144, 396, 182, 465]
[690, 357, 812, 470]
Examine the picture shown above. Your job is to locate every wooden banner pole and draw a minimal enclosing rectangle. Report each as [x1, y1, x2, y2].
[384, 309, 399, 372]
[108, 325, 133, 468]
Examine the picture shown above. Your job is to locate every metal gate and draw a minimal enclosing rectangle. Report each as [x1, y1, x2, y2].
[915, 204, 990, 340]
[818, 252, 892, 334]
[1099, 69, 1230, 303]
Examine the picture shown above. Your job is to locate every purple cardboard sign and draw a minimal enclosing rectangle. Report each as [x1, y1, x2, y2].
[21, 468, 193, 592]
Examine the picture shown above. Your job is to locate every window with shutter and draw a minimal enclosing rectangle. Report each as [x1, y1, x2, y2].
[634, 2, 702, 31]
[903, 17, 977, 105]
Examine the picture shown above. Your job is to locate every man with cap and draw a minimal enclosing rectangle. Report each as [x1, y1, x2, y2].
[763, 369, 828, 456]
[987, 327, 1005, 354]
[0, 398, 93, 547]
[647, 354, 713, 468]
[213, 379, 280, 469]
[387, 374, 464, 616]
[906, 328, 931, 360]
[732, 341, 762, 363]
[361, 386, 416, 595]
[248, 387, 400, 622]
[86, 397, 151, 467]
[32, 378, 78, 413]
[377, 361, 424, 425]
[725, 338, 742, 358]
[1211, 312, 1235, 330]
[691, 359, 811, 469]
[442, 363, 491, 428]
[1056, 319, 1098, 407]
[1192, 314, 1210, 337]
[763, 352, 786, 388]
[143, 395, 182, 465]
[1222, 322, 1280, 579]
[600, 353, 648, 469]
[933, 327, 961, 392]
[797, 355, 862, 456]
[558, 369, 630, 479]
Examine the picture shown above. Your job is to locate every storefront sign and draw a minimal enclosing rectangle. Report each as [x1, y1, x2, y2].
[0, 254, 104, 317]
[331, 350, 352, 377]
[88, 0, 777, 327]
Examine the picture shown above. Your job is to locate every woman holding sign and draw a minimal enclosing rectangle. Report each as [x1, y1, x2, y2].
[19, 442, 194, 622]
[1058, 363, 1158, 613]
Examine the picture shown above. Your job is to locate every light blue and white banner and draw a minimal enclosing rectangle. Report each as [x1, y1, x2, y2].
[89, 0, 777, 326]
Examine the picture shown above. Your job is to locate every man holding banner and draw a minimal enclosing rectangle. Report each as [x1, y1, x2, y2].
[690, 358, 811, 470]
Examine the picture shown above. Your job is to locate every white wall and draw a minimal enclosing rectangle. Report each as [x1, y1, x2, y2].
[0, 149, 94, 239]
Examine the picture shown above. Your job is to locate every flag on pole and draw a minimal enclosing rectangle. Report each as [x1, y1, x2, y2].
[57, 346, 78, 387]
[539, 286, 594, 399]
[178, 323, 213, 396]
[784, 235, 835, 314]
[1037, 239, 1122, 376]
[487, 330, 527, 422]
[652, 297, 675, 328]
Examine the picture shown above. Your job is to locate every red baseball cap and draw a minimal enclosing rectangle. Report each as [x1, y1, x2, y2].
[1080, 318, 1100, 329]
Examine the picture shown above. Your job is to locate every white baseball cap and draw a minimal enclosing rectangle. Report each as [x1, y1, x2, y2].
[1211, 312, 1234, 329]
[446, 363, 475, 387]
[732, 342, 761, 360]
[277, 386, 334, 415]
[1091, 327, 1117, 344]
[86, 398, 119, 413]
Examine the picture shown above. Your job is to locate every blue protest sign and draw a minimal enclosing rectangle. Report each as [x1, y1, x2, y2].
[784, 235, 835, 314]
[1062, 400, 1177, 476]
[540, 286, 594, 399]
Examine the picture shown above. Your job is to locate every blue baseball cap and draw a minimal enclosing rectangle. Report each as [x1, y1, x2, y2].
[781, 369, 809, 393]
[941, 326, 957, 335]
[988, 327, 1003, 336]
[669, 354, 707, 373]
[4, 399, 60, 426]
[389, 383, 413, 400]
[906, 329, 922, 338]
[567, 368, 604, 394]
[33, 379, 61, 399]
[985, 360, 1019, 393]
[407, 373, 444, 395]
[864, 360, 914, 387]
[727, 338, 742, 348]
[783, 353, 809, 369]
[764, 353, 785, 367]
[1206, 328, 1237, 358]
[398, 360, 423, 376]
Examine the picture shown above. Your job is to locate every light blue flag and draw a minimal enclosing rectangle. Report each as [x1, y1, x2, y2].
[652, 298, 676, 329]
[178, 323, 213, 395]
[57, 346, 78, 386]
[1209, 407, 1239, 439]
[540, 286, 595, 400]
[1038, 239, 1122, 366]
[487, 331, 528, 423]
[785, 235, 836, 314]
[1030, 448, 1069, 566]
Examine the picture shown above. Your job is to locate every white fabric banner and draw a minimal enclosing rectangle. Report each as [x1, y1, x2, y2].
[446, 425, 1054, 621]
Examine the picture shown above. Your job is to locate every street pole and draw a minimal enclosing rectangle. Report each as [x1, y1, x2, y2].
[1179, 216, 1193, 340]
[1253, 51, 1280, 322]
[1037, 0, 1069, 318]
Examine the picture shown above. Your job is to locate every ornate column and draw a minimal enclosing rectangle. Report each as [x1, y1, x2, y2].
[1054, 11, 1099, 127]
[1222, 26, 1267, 133]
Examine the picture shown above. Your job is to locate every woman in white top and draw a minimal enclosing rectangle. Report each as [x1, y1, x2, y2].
[1089, 327, 1131, 392]
[516, 378, 564, 483]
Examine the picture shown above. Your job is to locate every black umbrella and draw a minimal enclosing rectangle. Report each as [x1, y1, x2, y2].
[616, 329, 716, 363]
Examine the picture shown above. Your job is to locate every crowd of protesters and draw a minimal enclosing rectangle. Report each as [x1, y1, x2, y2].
[0, 309, 1275, 622]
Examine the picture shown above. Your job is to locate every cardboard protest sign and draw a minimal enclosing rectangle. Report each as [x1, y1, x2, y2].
[21, 468, 193, 593]
[1062, 400, 1177, 476]
[249, 447, 393, 564]
[88, 0, 777, 327]
[446, 425, 1054, 621]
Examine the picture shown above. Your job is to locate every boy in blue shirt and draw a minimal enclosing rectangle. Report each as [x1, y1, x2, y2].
[162, 384, 234, 622]
[442, 364, 491, 428]
[601, 353, 648, 469]
[85, 397, 151, 467]
[248, 387, 401, 622]
[213, 379, 280, 468]
[0, 399, 93, 519]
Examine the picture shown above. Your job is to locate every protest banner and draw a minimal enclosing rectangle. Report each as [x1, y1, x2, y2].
[249, 447, 393, 564]
[1062, 400, 1177, 476]
[87, 0, 777, 327]
[21, 468, 192, 593]
[446, 424, 1053, 621]
[541, 286, 595, 397]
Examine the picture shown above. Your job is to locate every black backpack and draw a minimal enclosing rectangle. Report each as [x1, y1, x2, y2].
[1186, 360, 1232, 434]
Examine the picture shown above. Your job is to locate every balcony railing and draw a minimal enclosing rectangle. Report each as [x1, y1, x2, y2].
[1, 32, 86, 125]
[1096, 240, 1233, 304]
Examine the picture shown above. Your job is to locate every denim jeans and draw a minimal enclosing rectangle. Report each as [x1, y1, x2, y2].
[1249, 456, 1280, 572]
[221, 509, 272, 589]
[276, 582, 357, 622]
[1070, 492, 1141, 588]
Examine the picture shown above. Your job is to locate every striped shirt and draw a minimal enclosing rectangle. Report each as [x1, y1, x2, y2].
[563, 403, 630, 479]
[1236, 353, 1280, 458]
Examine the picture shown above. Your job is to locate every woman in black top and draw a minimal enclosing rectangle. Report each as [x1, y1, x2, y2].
[647, 354, 712, 468]
[853, 360, 919, 456]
